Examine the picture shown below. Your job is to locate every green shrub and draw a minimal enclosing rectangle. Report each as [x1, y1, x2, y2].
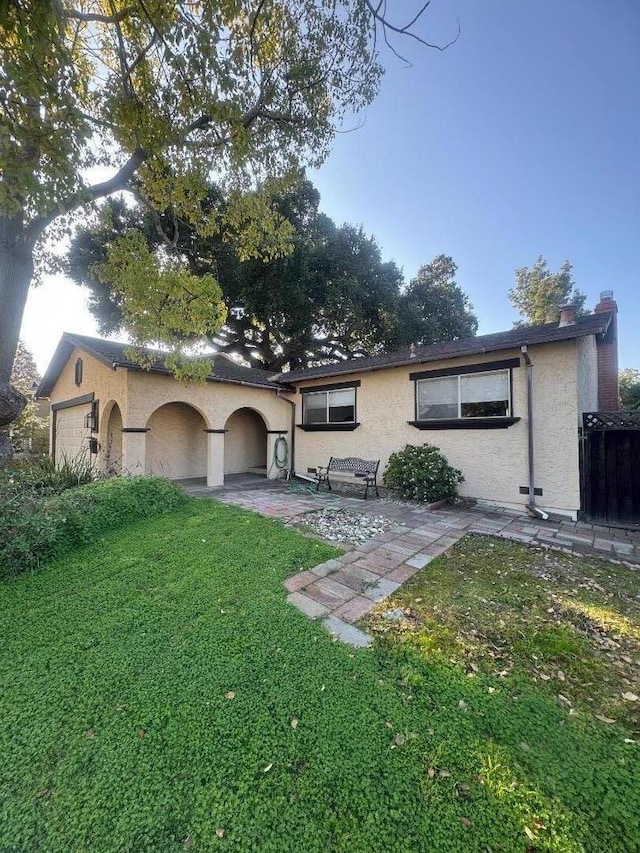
[383, 443, 463, 503]
[0, 476, 187, 577]
[0, 452, 97, 499]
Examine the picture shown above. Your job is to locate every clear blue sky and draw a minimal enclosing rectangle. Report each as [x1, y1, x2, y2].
[21, 0, 639, 372]
[311, 0, 640, 368]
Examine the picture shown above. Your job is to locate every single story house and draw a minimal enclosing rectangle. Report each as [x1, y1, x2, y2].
[38, 292, 619, 520]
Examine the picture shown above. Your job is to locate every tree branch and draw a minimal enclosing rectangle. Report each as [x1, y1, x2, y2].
[365, 0, 460, 52]
[64, 6, 135, 24]
[26, 147, 148, 242]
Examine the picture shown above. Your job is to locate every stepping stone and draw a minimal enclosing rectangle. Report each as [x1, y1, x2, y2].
[287, 592, 329, 618]
[405, 553, 433, 569]
[322, 615, 372, 648]
[335, 596, 374, 623]
[364, 578, 402, 602]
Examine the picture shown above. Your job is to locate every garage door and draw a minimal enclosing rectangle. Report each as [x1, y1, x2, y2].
[55, 402, 92, 463]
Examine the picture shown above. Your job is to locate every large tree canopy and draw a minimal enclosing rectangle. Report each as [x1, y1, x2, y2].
[386, 255, 477, 348]
[620, 369, 640, 410]
[509, 256, 587, 326]
[0, 0, 450, 456]
[68, 180, 478, 370]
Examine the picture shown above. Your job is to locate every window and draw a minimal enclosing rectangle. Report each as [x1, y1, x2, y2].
[74, 358, 83, 386]
[416, 369, 510, 420]
[303, 387, 356, 424]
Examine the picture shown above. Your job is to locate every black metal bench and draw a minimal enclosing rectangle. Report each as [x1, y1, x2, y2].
[315, 457, 380, 500]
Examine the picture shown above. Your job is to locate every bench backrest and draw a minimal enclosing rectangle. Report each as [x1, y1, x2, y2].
[328, 457, 380, 476]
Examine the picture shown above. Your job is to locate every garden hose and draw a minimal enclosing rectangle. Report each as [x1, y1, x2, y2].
[268, 434, 290, 479]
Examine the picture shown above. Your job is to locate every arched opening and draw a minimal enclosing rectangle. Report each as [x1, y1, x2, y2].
[146, 402, 207, 481]
[224, 407, 268, 478]
[103, 401, 123, 475]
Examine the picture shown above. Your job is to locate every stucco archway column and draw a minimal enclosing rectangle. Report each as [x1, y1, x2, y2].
[121, 428, 148, 476]
[206, 429, 226, 488]
[266, 430, 290, 480]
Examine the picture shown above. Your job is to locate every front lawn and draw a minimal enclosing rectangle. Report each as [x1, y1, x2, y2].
[0, 500, 638, 852]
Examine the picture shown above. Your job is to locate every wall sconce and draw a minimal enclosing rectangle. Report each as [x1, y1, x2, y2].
[84, 400, 99, 433]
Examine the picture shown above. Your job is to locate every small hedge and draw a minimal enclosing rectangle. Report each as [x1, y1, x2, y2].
[383, 443, 463, 503]
[0, 476, 188, 578]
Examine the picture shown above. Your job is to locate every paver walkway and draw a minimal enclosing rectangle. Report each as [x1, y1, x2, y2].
[185, 479, 640, 648]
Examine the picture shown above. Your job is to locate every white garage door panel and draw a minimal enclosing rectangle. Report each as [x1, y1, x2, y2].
[55, 404, 91, 463]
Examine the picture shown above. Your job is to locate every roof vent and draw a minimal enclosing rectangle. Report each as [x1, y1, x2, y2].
[409, 343, 417, 358]
[558, 305, 576, 327]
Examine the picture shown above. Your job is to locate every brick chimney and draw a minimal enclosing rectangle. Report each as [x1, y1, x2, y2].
[594, 290, 619, 410]
[558, 305, 576, 327]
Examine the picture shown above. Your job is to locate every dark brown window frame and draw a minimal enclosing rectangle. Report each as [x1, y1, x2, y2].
[411, 358, 521, 427]
[300, 380, 359, 429]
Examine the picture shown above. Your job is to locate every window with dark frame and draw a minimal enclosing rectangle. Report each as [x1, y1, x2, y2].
[416, 368, 511, 421]
[74, 358, 83, 387]
[303, 387, 356, 425]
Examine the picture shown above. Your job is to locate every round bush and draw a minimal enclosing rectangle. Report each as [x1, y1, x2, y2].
[383, 443, 463, 503]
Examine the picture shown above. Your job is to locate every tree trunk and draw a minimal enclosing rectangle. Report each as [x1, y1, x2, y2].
[0, 214, 35, 462]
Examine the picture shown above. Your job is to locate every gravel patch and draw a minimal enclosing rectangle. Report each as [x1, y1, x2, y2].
[294, 508, 399, 545]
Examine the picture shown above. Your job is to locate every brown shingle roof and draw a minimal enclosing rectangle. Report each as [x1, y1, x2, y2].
[277, 312, 613, 384]
[38, 333, 280, 397]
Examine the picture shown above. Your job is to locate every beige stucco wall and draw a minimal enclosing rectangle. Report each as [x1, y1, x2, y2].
[49, 346, 128, 419]
[290, 341, 586, 517]
[123, 370, 291, 482]
[47, 346, 292, 482]
[46, 336, 598, 516]
[48, 346, 128, 463]
[224, 408, 268, 474]
[103, 402, 123, 474]
[125, 371, 290, 433]
[146, 402, 207, 479]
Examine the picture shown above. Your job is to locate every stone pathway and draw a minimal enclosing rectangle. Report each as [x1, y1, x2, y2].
[185, 480, 640, 648]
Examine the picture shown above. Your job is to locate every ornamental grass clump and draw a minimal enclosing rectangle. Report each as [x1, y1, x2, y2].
[383, 443, 463, 503]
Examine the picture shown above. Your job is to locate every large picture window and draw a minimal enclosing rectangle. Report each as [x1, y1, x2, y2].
[417, 369, 510, 420]
[303, 387, 356, 424]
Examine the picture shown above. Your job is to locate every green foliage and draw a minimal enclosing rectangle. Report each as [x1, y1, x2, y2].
[1, 451, 96, 496]
[0, 341, 48, 452]
[92, 230, 227, 379]
[0, 474, 186, 576]
[383, 443, 463, 503]
[0, 503, 637, 851]
[509, 257, 587, 326]
[2, 0, 400, 390]
[619, 368, 640, 409]
[387, 255, 478, 348]
[68, 184, 479, 371]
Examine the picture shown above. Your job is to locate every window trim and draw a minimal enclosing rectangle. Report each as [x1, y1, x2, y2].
[300, 381, 359, 428]
[302, 385, 357, 426]
[413, 361, 520, 425]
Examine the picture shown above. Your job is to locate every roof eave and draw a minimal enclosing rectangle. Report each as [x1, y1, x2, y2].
[277, 320, 611, 385]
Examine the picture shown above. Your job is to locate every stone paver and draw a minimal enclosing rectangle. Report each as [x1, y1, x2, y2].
[185, 478, 640, 646]
[286, 591, 329, 618]
[334, 595, 375, 623]
[322, 615, 372, 648]
[364, 578, 402, 602]
[405, 553, 433, 570]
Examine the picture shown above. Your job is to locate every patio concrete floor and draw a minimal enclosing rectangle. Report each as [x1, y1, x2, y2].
[184, 478, 640, 648]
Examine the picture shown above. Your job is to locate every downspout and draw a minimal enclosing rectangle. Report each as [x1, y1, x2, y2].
[520, 346, 549, 520]
[276, 388, 296, 478]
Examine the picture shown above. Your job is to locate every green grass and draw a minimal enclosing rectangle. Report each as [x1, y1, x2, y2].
[1, 504, 638, 852]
